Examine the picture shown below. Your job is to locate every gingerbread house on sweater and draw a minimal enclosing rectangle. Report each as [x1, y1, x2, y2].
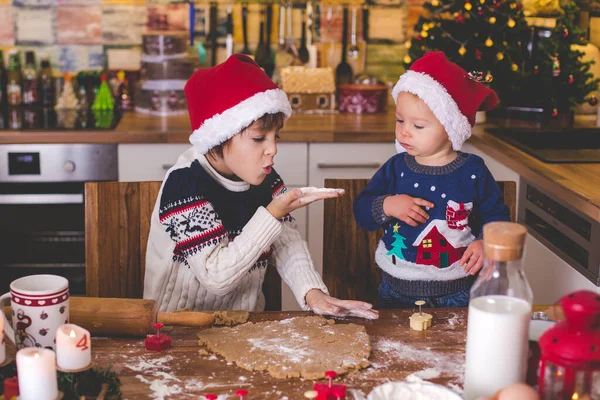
[412, 201, 475, 268]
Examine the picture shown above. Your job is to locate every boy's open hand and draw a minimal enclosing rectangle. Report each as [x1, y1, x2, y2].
[305, 289, 379, 320]
[461, 239, 484, 275]
[383, 194, 434, 227]
[266, 188, 344, 220]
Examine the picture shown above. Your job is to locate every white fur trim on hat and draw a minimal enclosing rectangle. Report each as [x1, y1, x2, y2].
[391, 70, 471, 151]
[189, 89, 292, 154]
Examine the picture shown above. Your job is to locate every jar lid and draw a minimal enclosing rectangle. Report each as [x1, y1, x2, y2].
[483, 221, 527, 261]
[539, 290, 600, 364]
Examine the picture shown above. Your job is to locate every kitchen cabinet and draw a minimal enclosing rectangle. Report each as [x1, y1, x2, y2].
[118, 143, 308, 185]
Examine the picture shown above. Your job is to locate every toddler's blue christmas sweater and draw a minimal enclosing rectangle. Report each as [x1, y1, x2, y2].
[353, 152, 510, 297]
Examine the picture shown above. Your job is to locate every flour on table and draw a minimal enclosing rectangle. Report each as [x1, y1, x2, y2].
[372, 338, 464, 382]
[197, 316, 371, 379]
[367, 381, 462, 400]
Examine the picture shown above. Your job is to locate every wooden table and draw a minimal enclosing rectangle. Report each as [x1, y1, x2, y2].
[5, 309, 469, 399]
[98, 309, 469, 399]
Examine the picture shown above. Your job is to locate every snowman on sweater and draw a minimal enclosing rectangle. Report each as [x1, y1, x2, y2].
[354, 52, 510, 299]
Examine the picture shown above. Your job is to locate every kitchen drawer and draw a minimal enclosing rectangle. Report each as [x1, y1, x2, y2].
[307, 143, 397, 275]
[119, 143, 307, 186]
[118, 144, 191, 182]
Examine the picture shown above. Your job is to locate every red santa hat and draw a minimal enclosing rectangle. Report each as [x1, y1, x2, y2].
[186, 54, 292, 154]
[392, 51, 498, 151]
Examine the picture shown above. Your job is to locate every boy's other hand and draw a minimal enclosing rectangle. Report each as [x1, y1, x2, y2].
[305, 289, 379, 320]
[383, 194, 434, 227]
[461, 239, 484, 275]
[267, 188, 344, 220]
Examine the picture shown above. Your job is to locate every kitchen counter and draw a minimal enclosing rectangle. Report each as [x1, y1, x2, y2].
[1, 111, 598, 221]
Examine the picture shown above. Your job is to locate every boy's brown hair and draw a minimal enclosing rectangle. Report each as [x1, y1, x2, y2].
[208, 112, 286, 159]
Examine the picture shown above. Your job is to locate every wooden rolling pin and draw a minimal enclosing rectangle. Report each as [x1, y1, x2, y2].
[4, 297, 214, 337]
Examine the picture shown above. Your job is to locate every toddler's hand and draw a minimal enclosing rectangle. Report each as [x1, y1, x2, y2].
[266, 188, 344, 220]
[461, 239, 484, 275]
[383, 194, 434, 227]
[305, 289, 379, 320]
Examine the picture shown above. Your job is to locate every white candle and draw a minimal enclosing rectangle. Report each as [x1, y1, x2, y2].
[0, 315, 5, 365]
[16, 348, 58, 400]
[56, 323, 91, 371]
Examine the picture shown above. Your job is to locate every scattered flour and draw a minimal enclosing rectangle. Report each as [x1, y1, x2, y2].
[124, 356, 181, 400]
[406, 368, 442, 381]
[367, 381, 462, 400]
[445, 313, 465, 327]
[372, 338, 465, 383]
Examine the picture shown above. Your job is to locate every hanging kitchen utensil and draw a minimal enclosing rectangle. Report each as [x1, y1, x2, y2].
[298, 6, 310, 64]
[208, 1, 218, 66]
[285, 3, 299, 58]
[263, 3, 275, 77]
[254, 8, 269, 68]
[188, 1, 195, 46]
[240, 3, 252, 56]
[348, 7, 359, 60]
[273, 3, 294, 83]
[306, 1, 318, 67]
[335, 6, 353, 85]
[225, 6, 233, 58]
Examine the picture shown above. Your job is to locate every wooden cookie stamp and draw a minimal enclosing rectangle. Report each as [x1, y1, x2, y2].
[409, 300, 433, 331]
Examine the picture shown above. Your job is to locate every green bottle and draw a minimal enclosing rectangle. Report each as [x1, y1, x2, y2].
[6, 50, 22, 106]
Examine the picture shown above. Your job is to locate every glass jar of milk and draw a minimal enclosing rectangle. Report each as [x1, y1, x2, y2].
[463, 222, 534, 400]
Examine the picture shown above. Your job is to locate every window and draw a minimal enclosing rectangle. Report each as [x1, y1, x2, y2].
[440, 239, 447, 247]
[423, 252, 431, 260]
[422, 239, 432, 248]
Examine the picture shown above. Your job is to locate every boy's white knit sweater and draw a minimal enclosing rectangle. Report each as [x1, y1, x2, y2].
[143, 147, 328, 312]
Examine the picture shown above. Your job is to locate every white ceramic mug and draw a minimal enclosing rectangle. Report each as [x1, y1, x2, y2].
[0, 275, 70, 350]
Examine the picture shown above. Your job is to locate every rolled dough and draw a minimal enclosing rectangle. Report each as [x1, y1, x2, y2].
[197, 316, 371, 379]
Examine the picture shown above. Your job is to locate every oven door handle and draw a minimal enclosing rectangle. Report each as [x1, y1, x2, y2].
[0, 194, 84, 205]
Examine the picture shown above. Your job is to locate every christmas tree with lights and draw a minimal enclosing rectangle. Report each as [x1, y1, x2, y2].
[522, 2, 599, 119]
[404, 0, 529, 107]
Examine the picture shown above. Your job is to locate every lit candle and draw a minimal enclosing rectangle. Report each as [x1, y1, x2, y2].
[56, 323, 91, 371]
[16, 348, 58, 400]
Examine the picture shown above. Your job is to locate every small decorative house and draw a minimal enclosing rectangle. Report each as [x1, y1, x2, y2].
[412, 201, 475, 268]
[412, 220, 469, 268]
[280, 67, 336, 114]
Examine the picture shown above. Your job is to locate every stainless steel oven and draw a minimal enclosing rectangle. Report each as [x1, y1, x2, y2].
[519, 177, 600, 287]
[0, 144, 118, 295]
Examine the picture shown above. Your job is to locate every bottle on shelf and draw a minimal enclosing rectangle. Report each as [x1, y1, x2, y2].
[39, 58, 55, 107]
[7, 50, 22, 106]
[463, 221, 534, 400]
[22, 51, 39, 106]
[0, 50, 7, 109]
[115, 70, 132, 112]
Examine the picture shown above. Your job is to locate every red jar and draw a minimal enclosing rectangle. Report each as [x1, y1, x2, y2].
[337, 84, 388, 114]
